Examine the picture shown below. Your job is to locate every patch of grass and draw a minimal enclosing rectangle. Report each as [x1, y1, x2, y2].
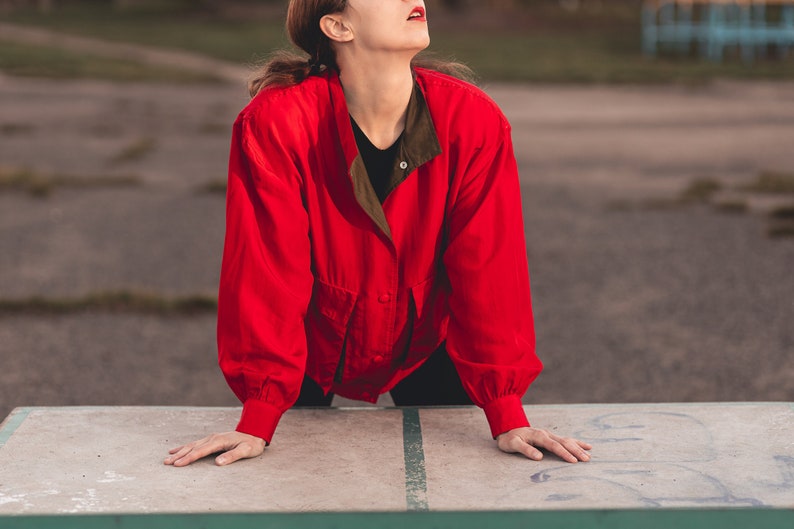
[0, 166, 141, 197]
[767, 222, 794, 238]
[0, 166, 49, 196]
[0, 4, 288, 65]
[769, 204, 794, 220]
[0, 291, 218, 316]
[1, 122, 34, 135]
[768, 203, 794, 236]
[0, 39, 222, 83]
[713, 198, 749, 214]
[109, 137, 157, 165]
[198, 121, 229, 135]
[199, 179, 227, 194]
[3, 2, 794, 83]
[427, 30, 759, 84]
[607, 176, 750, 214]
[741, 171, 794, 195]
[679, 177, 722, 203]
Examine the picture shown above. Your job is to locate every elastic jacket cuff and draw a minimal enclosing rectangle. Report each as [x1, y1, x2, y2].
[483, 395, 530, 439]
[236, 399, 283, 445]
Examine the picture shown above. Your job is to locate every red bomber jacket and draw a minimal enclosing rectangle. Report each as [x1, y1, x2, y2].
[218, 67, 543, 444]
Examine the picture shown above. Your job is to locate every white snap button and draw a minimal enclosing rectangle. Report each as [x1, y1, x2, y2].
[399, 161, 408, 170]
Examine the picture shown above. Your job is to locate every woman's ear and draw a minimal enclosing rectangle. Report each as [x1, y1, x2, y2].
[320, 13, 353, 43]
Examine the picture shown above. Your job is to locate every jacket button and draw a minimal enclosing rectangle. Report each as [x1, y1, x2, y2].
[378, 293, 391, 303]
[373, 355, 384, 364]
[399, 161, 408, 170]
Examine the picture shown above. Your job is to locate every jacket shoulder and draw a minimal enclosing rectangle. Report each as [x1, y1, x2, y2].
[414, 68, 510, 132]
[236, 75, 328, 126]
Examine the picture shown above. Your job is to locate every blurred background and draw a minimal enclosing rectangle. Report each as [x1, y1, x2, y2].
[1, 0, 793, 422]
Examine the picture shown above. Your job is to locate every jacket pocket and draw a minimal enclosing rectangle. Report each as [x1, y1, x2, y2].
[305, 279, 358, 384]
[405, 276, 448, 365]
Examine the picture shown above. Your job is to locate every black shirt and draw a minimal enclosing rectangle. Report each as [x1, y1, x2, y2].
[350, 117, 403, 204]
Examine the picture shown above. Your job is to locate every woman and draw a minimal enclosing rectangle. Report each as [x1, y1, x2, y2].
[165, 0, 591, 467]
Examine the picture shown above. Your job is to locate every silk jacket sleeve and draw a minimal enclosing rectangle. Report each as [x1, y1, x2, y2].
[217, 112, 313, 444]
[443, 118, 543, 439]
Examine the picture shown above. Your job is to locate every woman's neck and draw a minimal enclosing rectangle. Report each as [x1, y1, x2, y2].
[338, 54, 414, 150]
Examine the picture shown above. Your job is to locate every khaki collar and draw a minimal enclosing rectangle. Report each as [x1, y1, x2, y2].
[329, 71, 442, 241]
[397, 81, 443, 177]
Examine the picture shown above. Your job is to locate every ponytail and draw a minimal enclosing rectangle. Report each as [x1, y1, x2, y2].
[248, 51, 476, 98]
[248, 0, 344, 97]
[248, 50, 328, 98]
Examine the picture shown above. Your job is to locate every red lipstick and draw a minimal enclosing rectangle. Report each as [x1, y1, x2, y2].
[408, 6, 426, 22]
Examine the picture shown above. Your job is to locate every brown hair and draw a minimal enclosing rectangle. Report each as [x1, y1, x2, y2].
[248, 0, 475, 98]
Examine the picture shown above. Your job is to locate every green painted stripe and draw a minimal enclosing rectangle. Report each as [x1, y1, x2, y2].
[0, 407, 32, 448]
[0, 509, 792, 529]
[402, 408, 429, 511]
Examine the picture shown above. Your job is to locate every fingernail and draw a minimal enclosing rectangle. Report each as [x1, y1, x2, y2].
[216, 457, 226, 465]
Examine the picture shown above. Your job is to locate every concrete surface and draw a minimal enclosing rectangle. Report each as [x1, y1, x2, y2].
[0, 403, 792, 527]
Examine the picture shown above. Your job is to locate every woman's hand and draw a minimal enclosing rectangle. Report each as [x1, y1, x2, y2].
[164, 431, 266, 467]
[497, 427, 592, 463]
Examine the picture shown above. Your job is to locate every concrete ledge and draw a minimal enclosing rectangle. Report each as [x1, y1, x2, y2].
[1, 403, 792, 528]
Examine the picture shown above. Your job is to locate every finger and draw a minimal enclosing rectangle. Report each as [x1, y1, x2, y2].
[215, 442, 256, 466]
[164, 444, 195, 465]
[171, 447, 215, 467]
[560, 438, 591, 462]
[517, 442, 544, 461]
[505, 435, 544, 461]
[547, 434, 592, 462]
[167, 442, 198, 456]
[171, 440, 227, 467]
[538, 437, 579, 464]
[548, 435, 591, 461]
[165, 435, 211, 459]
[549, 434, 592, 451]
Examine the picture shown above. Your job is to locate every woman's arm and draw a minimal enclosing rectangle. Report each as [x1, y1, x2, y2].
[218, 114, 314, 442]
[443, 117, 590, 462]
[166, 112, 314, 467]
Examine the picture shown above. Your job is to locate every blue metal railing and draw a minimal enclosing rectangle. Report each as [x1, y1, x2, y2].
[642, 0, 794, 62]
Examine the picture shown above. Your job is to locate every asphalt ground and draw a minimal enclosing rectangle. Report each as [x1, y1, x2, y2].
[1, 75, 793, 422]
